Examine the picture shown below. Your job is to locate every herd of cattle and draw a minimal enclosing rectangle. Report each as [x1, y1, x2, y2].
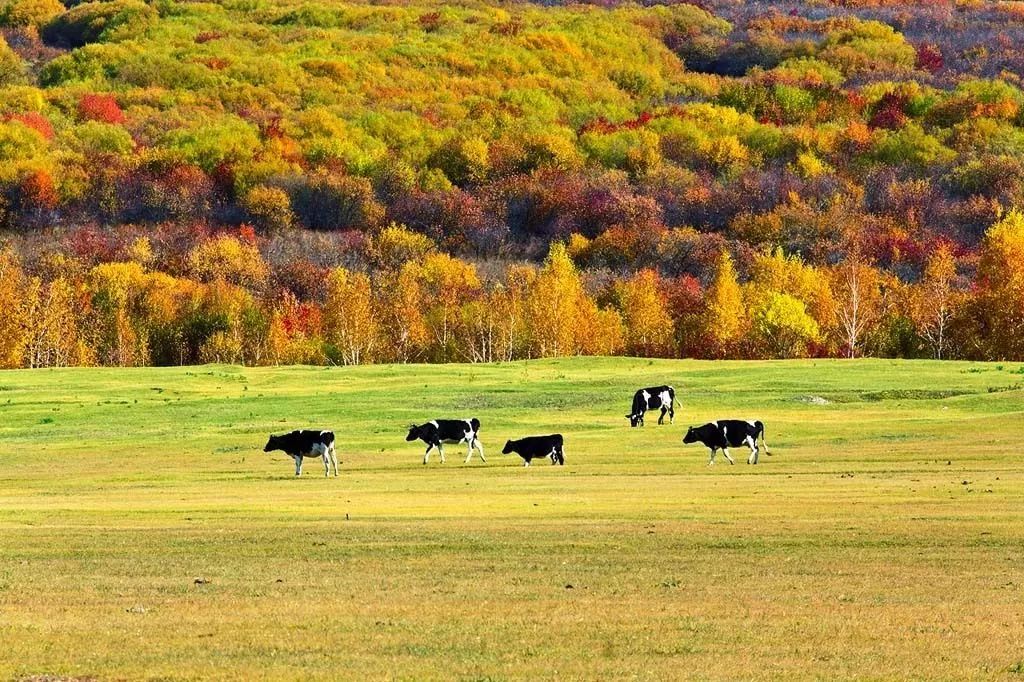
[262, 384, 770, 476]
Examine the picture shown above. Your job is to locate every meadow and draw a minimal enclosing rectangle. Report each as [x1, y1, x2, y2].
[1, 357, 1023, 680]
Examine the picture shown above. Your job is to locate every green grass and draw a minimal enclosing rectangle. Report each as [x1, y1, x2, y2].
[1, 358, 1023, 680]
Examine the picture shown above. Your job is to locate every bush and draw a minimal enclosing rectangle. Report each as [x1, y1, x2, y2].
[42, 0, 157, 48]
[242, 186, 294, 233]
[0, 0, 64, 28]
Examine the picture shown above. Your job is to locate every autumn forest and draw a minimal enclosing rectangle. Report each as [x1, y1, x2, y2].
[2, 0, 1024, 367]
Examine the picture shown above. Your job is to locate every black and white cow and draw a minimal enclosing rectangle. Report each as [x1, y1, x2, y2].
[627, 385, 677, 427]
[502, 434, 564, 466]
[263, 430, 339, 477]
[406, 418, 485, 464]
[682, 420, 769, 465]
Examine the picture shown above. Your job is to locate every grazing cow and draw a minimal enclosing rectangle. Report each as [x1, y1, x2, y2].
[682, 420, 769, 465]
[627, 385, 677, 427]
[406, 418, 485, 464]
[502, 434, 564, 467]
[263, 430, 339, 477]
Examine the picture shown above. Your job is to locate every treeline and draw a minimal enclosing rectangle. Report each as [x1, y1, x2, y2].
[2, 212, 1024, 367]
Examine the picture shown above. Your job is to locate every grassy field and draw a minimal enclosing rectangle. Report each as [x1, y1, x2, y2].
[1, 358, 1023, 680]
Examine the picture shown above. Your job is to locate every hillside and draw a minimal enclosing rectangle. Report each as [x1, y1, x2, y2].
[3, 0, 1024, 364]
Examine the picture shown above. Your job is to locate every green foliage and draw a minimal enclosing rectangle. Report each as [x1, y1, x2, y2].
[0, 35, 24, 86]
[818, 18, 916, 76]
[751, 292, 820, 358]
[42, 0, 159, 48]
[870, 123, 956, 169]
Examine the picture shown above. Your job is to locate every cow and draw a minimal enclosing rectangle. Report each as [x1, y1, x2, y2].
[682, 420, 770, 465]
[627, 385, 677, 427]
[406, 418, 485, 464]
[263, 430, 339, 477]
[502, 434, 564, 467]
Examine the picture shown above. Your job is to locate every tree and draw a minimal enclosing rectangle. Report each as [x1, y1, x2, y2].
[187, 234, 268, 290]
[409, 253, 480, 362]
[616, 269, 674, 357]
[973, 210, 1024, 359]
[87, 261, 150, 366]
[0, 250, 28, 367]
[365, 223, 434, 271]
[910, 244, 961, 359]
[830, 248, 884, 359]
[750, 292, 820, 358]
[702, 251, 746, 357]
[376, 265, 428, 363]
[290, 172, 384, 232]
[242, 186, 294, 232]
[323, 267, 379, 365]
[524, 242, 587, 357]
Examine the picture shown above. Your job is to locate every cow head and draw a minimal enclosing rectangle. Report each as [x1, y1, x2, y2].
[405, 425, 421, 442]
[626, 413, 642, 428]
[501, 440, 514, 454]
[263, 434, 280, 452]
[682, 427, 698, 444]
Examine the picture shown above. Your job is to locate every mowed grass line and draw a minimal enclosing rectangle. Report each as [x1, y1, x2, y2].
[1, 358, 1023, 680]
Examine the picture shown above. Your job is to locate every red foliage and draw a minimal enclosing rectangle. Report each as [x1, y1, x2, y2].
[662, 274, 703, 319]
[67, 226, 117, 264]
[4, 112, 55, 140]
[78, 94, 126, 125]
[211, 162, 236, 196]
[915, 43, 944, 74]
[868, 92, 909, 130]
[20, 170, 58, 211]
[272, 261, 330, 301]
[194, 30, 224, 44]
[845, 90, 868, 114]
[418, 11, 442, 31]
[199, 57, 230, 71]
[581, 110, 655, 135]
[280, 296, 322, 337]
[261, 116, 285, 140]
[238, 224, 257, 244]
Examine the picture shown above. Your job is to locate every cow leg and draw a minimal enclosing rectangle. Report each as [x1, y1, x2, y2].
[475, 438, 486, 463]
[423, 443, 433, 465]
[722, 448, 735, 465]
[669, 403, 675, 424]
[294, 455, 302, 477]
[658, 406, 666, 425]
[745, 436, 758, 465]
[465, 439, 474, 464]
[330, 445, 340, 476]
[438, 443, 446, 464]
[322, 453, 330, 477]
[708, 447, 716, 465]
[524, 457, 530, 467]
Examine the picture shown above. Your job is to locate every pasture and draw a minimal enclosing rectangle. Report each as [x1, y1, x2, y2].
[1, 358, 1023, 680]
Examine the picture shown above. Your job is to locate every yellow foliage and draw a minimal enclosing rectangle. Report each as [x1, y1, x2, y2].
[366, 223, 434, 270]
[616, 269, 674, 357]
[0, 249, 28, 367]
[187, 235, 268, 289]
[324, 267, 379, 365]
[702, 250, 745, 355]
